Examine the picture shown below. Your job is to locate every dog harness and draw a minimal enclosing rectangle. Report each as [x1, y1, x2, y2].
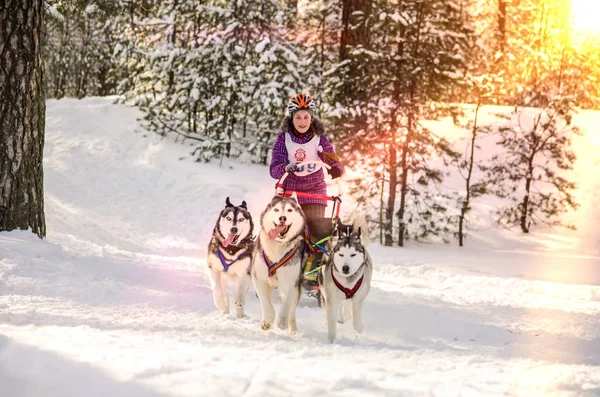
[217, 250, 246, 272]
[262, 244, 300, 277]
[331, 265, 364, 299]
[303, 227, 322, 256]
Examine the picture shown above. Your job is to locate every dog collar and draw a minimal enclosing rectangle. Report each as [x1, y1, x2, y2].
[262, 243, 300, 277]
[331, 265, 364, 300]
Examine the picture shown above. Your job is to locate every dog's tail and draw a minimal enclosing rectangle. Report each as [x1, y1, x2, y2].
[350, 212, 370, 247]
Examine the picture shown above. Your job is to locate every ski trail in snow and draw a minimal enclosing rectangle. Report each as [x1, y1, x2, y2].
[1, 98, 599, 397]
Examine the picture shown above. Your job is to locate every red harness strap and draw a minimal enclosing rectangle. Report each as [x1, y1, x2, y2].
[331, 265, 364, 299]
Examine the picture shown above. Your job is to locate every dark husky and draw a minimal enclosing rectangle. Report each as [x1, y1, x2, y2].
[207, 197, 254, 318]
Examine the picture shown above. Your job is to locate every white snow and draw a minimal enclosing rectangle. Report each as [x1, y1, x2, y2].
[255, 37, 270, 53]
[1, 97, 599, 396]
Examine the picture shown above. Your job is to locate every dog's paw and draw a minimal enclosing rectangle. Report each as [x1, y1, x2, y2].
[216, 307, 229, 315]
[277, 317, 289, 330]
[214, 298, 228, 314]
[261, 320, 272, 330]
[217, 304, 230, 315]
[235, 306, 247, 319]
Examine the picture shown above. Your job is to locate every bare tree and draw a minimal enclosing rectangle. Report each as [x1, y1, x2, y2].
[0, 0, 46, 238]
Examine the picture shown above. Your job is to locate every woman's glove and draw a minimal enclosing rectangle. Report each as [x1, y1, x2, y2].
[285, 163, 299, 174]
[327, 167, 342, 179]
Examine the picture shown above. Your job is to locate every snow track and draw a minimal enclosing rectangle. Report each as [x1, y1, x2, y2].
[1, 98, 599, 396]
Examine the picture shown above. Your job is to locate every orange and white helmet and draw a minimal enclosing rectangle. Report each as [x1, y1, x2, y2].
[287, 93, 316, 117]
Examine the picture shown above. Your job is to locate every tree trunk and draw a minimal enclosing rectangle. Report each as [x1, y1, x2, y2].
[385, 142, 397, 247]
[167, 0, 178, 92]
[54, 16, 69, 99]
[76, 17, 90, 99]
[497, 0, 507, 55]
[520, 160, 534, 233]
[339, 0, 371, 136]
[340, 0, 371, 61]
[379, 153, 385, 245]
[316, 11, 327, 103]
[382, 11, 409, 247]
[458, 97, 482, 246]
[0, 0, 47, 238]
[397, 111, 411, 247]
[397, 1, 424, 247]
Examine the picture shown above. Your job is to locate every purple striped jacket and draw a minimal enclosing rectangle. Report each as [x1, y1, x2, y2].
[269, 116, 344, 206]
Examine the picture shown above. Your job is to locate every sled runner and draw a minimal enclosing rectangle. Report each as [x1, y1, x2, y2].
[276, 160, 343, 306]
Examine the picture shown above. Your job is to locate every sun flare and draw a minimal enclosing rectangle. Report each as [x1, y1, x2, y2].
[571, 0, 600, 33]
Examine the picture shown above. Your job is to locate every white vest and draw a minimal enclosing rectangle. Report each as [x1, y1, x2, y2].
[285, 133, 322, 176]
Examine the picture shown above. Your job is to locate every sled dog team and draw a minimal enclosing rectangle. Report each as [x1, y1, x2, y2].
[206, 195, 372, 342]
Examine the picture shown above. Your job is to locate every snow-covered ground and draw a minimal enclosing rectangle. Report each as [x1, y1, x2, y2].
[1, 97, 599, 396]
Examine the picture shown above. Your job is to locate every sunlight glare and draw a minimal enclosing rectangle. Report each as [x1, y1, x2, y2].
[571, 0, 600, 33]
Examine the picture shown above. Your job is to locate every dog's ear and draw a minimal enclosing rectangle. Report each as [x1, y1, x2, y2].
[290, 192, 299, 202]
[225, 197, 233, 207]
[355, 227, 362, 238]
[335, 218, 343, 234]
[240, 200, 247, 209]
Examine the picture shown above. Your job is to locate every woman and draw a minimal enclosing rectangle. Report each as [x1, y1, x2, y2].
[269, 93, 344, 222]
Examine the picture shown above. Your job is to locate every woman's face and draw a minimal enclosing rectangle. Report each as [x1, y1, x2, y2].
[292, 110, 312, 134]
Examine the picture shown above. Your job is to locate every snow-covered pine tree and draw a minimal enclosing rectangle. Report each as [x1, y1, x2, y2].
[127, 0, 202, 145]
[231, 0, 309, 164]
[348, 0, 470, 246]
[112, 0, 159, 98]
[328, 0, 374, 138]
[87, 2, 125, 96]
[44, 0, 122, 98]
[482, 0, 585, 233]
[313, 0, 385, 241]
[45, 1, 78, 98]
[296, 0, 342, 111]
[118, 0, 230, 158]
[452, 0, 501, 246]
[120, 0, 307, 163]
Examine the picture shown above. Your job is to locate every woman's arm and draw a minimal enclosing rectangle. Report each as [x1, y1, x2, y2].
[319, 135, 344, 175]
[270, 133, 288, 179]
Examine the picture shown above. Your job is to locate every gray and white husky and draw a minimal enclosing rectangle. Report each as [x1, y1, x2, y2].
[207, 197, 255, 318]
[318, 221, 372, 343]
[252, 195, 308, 334]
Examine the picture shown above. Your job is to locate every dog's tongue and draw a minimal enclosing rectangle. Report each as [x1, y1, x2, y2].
[222, 234, 236, 247]
[268, 225, 287, 240]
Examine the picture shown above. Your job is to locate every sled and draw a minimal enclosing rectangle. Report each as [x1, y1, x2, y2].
[276, 160, 343, 306]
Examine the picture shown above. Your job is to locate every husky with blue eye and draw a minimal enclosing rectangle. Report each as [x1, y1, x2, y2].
[207, 197, 254, 318]
[318, 221, 372, 343]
